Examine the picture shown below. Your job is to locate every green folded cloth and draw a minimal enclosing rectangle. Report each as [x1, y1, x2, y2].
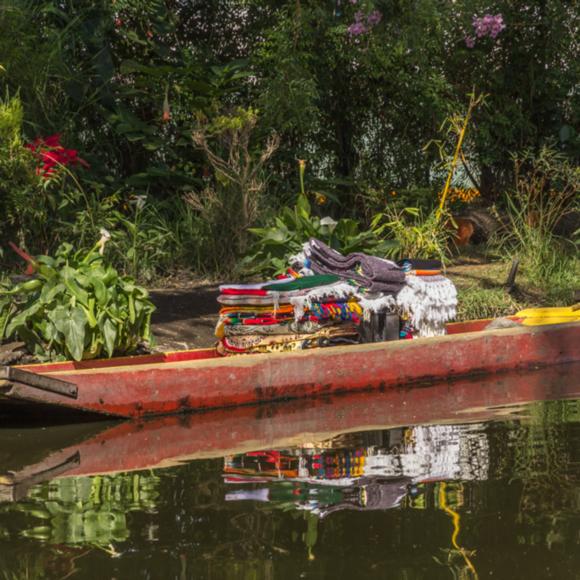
[262, 274, 341, 292]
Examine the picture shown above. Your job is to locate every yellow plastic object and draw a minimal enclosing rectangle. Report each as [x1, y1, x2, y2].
[515, 306, 580, 326]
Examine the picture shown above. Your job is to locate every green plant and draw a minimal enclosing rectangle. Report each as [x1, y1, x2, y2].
[190, 108, 280, 258]
[493, 147, 579, 286]
[371, 207, 453, 262]
[0, 240, 155, 361]
[0, 95, 43, 246]
[241, 193, 395, 276]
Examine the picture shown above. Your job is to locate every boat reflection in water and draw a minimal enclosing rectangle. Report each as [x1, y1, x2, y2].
[224, 422, 490, 516]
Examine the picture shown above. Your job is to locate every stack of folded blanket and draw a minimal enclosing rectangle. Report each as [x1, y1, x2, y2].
[293, 239, 406, 294]
[216, 239, 458, 355]
[291, 242, 457, 338]
[216, 274, 363, 355]
[395, 259, 457, 338]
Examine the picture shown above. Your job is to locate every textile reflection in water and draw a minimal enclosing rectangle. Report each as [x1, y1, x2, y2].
[223, 423, 489, 515]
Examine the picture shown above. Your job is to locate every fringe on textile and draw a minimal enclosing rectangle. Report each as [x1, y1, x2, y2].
[396, 275, 457, 337]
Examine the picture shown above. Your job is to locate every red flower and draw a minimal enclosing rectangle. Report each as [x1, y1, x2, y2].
[26, 134, 89, 179]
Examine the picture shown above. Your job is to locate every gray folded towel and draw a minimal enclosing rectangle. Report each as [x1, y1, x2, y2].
[305, 239, 405, 293]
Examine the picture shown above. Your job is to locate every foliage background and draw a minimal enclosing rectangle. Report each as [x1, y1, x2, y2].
[0, 0, 577, 279]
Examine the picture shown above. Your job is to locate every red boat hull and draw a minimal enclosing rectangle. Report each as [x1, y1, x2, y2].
[1, 322, 579, 419]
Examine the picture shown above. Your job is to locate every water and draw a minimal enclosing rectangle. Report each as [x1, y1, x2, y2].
[1, 365, 579, 579]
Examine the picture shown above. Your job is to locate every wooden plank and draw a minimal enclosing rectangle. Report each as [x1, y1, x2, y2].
[1, 367, 77, 399]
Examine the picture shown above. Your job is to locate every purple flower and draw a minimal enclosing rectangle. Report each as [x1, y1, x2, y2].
[472, 13, 505, 40]
[347, 21, 368, 36]
[465, 36, 476, 48]
[367, 9, 382, 26]
[354, 10, 365, 22]
[349, 0, 358, 4]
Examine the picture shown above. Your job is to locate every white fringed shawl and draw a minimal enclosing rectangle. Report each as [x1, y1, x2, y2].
[396, 275, 457, 337]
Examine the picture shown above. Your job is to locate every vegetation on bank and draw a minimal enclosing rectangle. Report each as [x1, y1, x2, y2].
[0, 240, 155, 361]
[0, 1, 578, 347]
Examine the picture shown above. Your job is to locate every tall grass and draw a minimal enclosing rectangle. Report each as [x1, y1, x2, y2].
[493, 147, 579, 295]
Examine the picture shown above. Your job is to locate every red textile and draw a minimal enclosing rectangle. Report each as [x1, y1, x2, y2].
[220, 288, 269, 296]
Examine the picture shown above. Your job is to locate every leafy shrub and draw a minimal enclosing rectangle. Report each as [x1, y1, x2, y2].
[241, 194, 396, 276]
[191, 108, 280, 259]
[0, 242, 155, 361]
[371, 207, 453, 262]
[0, 95, 42, 245]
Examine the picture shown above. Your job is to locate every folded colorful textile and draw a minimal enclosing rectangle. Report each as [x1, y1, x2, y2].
[224, 320, 330, 336]
[215, 299, 363, 338]
[261, 274, 340, 291]
[290, 281, 358, 320]
[219, 276, 295, 292]
[218, 304, 295, 315]
[217, 279, 354, 307]
[357, 293, 397, 321]
[296, 239, 405, 293]
[304, 300, 363, 324]
[396, 275, 457, 337]
[215, 304, 296, 338]
[220, 288, 270, 296]
[408, 269, 442, 276]
[217, 294, 297, 306]
[217, 324, 360, 355]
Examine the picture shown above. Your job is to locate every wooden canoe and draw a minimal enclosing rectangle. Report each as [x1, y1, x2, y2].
[1, 362, 579, 501]
[0, 320, 579, 419]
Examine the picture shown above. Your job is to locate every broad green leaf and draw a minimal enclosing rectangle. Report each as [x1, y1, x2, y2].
[90, 275, 108, 306]
[63, 306, 87, 362]
[296, 194, 311, 218]
[61, 266, 89, 306]
[6, 302, 42, 337]
[102, 318, 117, 358]
[82, 305, 98, 329]
[128, 294, 136, 324]
[36, 256, 56, 267]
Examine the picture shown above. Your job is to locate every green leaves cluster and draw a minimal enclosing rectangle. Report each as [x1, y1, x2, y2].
[371, 207, 453, 263]
[0, 244, 155, 361]
[241, 194, 396, 276]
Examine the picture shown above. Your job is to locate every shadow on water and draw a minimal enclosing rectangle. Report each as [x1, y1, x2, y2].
[0, 363, 579, 579]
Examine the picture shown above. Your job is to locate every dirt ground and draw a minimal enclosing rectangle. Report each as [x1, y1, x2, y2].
[150, 283, 221, 351]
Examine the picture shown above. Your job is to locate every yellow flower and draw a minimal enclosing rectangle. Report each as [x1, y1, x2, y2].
[315, 192, 327, 205]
